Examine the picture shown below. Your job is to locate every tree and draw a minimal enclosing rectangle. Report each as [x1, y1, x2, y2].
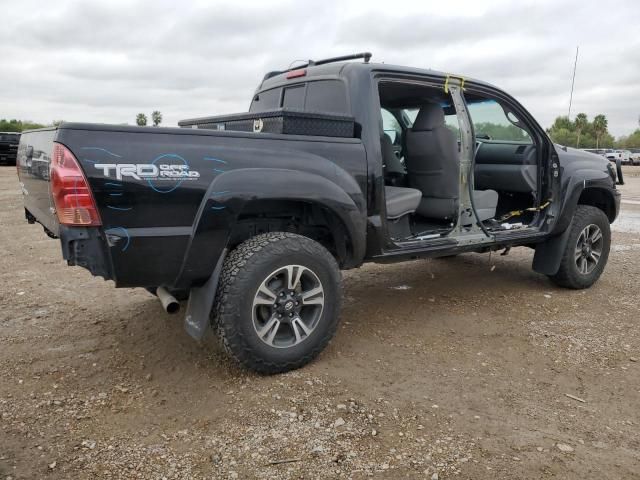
[547, 116, 577, 146]
[0, 119, 46, 131]
[549, 116, 573, 131]
[618, 129, 640, 149]
[600, 132, 615, 148]
[547, 113, 612, 148]
[550, 127, 577, 147]
[574, 113, 588, 148]
[151, 111, 163, 127]
[136, 113, 148, 126]
[593, 114, 608, 149]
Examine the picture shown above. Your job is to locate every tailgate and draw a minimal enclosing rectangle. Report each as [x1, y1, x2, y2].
[16, 128, 59, 236]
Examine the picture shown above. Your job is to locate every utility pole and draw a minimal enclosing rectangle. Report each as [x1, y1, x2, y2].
[568, 46, 579, 119]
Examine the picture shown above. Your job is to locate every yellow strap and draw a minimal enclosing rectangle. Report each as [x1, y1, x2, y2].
[524, 200, 552, 213]
[500, 210, 523, 221]
[444, 75, 466, 93]
[499, 200, 552, 222]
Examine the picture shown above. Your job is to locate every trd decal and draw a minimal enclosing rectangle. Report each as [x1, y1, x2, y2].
[94, 163, 201, 181]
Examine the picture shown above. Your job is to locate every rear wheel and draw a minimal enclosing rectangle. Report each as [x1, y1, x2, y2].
[213, 232, 342, 374]
[548, 205, 611, 289]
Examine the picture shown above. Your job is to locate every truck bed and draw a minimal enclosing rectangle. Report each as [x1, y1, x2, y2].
[17, 123, 366, 288]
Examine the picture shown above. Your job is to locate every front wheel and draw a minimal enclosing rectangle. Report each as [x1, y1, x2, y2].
[213, 232, 342, 374]
[548, 205, 611, 289]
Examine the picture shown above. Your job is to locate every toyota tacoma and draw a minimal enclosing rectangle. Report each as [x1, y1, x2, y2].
[16, 53, 622, 373]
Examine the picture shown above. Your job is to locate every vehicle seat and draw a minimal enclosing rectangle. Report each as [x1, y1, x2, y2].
[405, 102, 498, 222]
[385, 186, 421, 219]
[460, 190, 500, 226]
[382, 133, 405, 186]
[405, 102, 460, 219]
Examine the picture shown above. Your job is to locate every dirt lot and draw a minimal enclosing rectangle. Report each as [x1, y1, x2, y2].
[1, 166, 639, 480]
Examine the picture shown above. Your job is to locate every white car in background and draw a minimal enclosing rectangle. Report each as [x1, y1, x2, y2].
[619, 150, 633, 165]
[630, 149, 640, 165]
[605, 149, 633, 165]
[604, 149, 621, 163]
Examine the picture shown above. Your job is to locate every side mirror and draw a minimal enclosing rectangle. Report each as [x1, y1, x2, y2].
[616, 158, 624, 185]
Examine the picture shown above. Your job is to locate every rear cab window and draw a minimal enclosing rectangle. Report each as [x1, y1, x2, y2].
[250, 80, 349, 115]
[250, 88, 281, 112]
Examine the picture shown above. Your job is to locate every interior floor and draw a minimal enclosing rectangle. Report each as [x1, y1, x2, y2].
[495, 191, 537, 221]
[407, 218, 455, 240]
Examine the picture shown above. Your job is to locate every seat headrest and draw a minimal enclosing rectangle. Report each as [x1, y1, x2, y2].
[412, 103, 445, 131]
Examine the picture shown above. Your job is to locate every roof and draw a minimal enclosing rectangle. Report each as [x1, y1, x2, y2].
[259, 60, 496, 92]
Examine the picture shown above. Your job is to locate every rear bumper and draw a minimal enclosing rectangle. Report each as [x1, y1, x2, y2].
[59, 226, 114, 281]
[58, 225, 197, 289]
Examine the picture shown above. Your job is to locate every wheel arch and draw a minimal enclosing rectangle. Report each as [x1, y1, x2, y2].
[229, 198, 360, 268]
[552, 174, 618, 235]
[175, 168, 367, 289]
[577, 187, 617, 223]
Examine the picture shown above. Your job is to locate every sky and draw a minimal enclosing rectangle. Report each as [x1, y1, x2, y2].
[1, 0, 639, 136]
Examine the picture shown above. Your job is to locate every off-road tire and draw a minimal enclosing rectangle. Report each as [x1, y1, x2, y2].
[548, 205, 611, 289]
[212, 232, 342, 374]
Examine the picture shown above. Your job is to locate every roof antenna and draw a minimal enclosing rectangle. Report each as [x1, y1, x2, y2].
[567, 46, 579, 119]
[287, 59, 307, 69]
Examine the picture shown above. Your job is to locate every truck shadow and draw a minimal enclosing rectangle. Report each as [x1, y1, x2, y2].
[110, 250, 547, 381]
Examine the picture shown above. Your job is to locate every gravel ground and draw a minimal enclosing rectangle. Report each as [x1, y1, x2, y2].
[1, 166, 639, 479]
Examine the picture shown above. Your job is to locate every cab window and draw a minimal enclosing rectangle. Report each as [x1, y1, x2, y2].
[250, 88, 281, 112]
[250, 80, 349, 115]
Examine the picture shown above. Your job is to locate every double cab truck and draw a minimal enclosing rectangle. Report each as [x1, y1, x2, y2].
[17, 53, 622, 373]
[0, 132, 20, 165]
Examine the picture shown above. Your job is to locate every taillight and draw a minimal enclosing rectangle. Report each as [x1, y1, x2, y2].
[50, 143, 102, 226]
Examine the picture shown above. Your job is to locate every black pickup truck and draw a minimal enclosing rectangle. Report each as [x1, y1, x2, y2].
[0, 132, 20, 165]
[17, 53, 621, 373]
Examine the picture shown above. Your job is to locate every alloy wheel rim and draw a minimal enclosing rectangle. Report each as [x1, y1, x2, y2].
[252, 265, 324, 348]
[574, 224, 603, 275]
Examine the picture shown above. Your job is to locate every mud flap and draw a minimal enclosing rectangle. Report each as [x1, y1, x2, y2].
[532, 226, 572, 275]
[183, 249, 227, 340]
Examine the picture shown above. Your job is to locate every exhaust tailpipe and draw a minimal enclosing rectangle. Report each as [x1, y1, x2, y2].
[157, 286, 180, 314]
